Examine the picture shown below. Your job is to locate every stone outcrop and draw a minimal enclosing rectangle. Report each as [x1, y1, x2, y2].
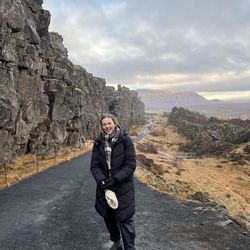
[0, 0, 144, 163]
[168, 107, 250, 155]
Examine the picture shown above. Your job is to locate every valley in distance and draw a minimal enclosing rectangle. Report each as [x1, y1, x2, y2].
[137, 88, 250, 119]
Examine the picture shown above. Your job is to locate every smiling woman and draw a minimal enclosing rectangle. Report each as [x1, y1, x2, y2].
[90, 113, 137, 250]
[101, 117, 117, 135]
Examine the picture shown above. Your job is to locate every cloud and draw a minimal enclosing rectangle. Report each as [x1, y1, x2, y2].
[42, 0, 250, 101]
[199, 91, 250, 101]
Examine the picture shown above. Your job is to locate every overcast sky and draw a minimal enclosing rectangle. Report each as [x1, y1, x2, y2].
[42, 0, 250, 101]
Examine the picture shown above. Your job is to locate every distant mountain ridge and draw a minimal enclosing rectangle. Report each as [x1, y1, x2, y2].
[137, 89, 216, 110]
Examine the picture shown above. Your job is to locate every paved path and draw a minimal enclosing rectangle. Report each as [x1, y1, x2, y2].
[0, 152, 249, 250]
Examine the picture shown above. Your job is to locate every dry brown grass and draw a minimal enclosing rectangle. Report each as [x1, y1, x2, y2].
[0, 140, 93, 190]
[129, 124, 145, 136]
[133, 115, 250, 229]
[136, 143, 158, 154]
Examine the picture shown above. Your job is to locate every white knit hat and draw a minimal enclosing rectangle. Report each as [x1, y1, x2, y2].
[104, 189, 119, 209]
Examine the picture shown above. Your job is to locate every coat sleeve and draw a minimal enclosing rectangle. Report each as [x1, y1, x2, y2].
[90, 143, 106, 184]
[113, 136, 136, 183]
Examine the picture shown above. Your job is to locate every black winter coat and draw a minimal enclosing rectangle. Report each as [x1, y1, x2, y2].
[90, 129, 136, 222]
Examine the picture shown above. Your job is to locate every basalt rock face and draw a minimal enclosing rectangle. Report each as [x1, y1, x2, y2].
[0, 0, 144, 163]
[168, 107, 250, 155]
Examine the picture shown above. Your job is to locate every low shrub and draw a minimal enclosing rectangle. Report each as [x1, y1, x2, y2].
[136, 143, 158, 154]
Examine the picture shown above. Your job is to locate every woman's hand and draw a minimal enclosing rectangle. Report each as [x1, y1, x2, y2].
[100, 177, 115, 189]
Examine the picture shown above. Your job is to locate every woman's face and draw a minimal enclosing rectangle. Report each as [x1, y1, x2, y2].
[101, 117, 116, 134]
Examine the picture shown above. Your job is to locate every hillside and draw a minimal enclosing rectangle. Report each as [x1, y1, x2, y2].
[133, 112, 250, 230]
[137, 88, 211, 110]
[137, 88, 250, 119]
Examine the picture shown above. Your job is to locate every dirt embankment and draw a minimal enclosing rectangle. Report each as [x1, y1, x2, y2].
[133, 115, 250, 230]
[0, 141, 93, 189]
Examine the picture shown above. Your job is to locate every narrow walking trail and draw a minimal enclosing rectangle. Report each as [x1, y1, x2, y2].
[0, 152, 249, 250]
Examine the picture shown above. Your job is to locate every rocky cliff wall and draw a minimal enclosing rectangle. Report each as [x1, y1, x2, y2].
[0, 0, 144, 163]
[168, 107, 250, 155]
[168, 107, 250, 143]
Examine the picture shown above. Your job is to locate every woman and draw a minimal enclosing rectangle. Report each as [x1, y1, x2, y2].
[90, 113, 136, 250]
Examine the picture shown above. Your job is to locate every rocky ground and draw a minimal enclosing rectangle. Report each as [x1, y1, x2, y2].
[132, 115, 250, 231]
